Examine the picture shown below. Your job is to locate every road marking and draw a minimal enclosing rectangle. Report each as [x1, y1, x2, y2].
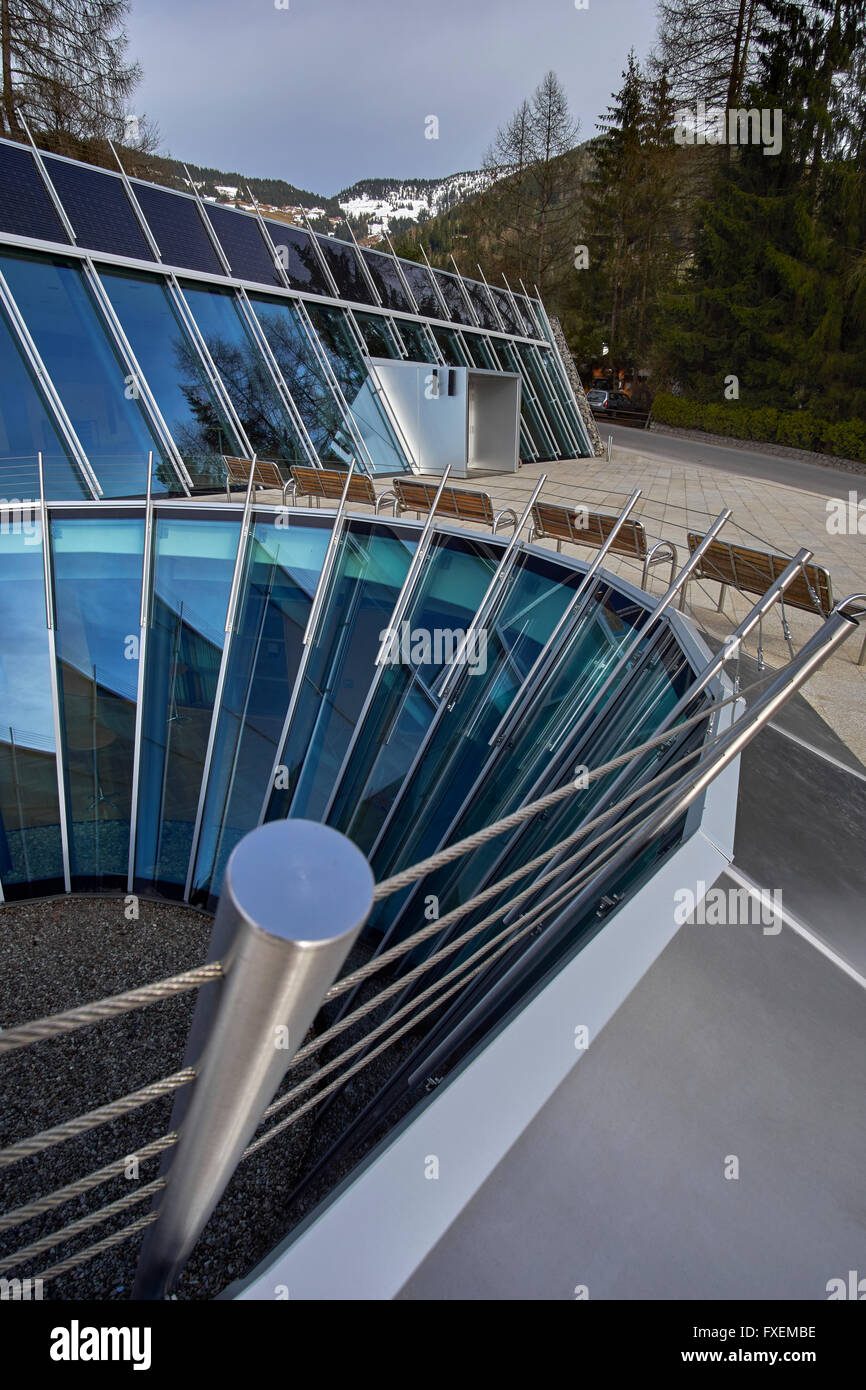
[725, 864, 866, 991]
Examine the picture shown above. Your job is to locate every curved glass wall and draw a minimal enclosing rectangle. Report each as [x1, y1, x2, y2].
[50, 513, 144, 888]
[0, 524, 65, 895]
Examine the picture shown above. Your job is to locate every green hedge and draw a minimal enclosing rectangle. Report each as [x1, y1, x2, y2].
[650, 394, 866, 463]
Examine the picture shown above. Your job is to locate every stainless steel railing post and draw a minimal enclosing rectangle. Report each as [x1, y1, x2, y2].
[132, 819, 374, 1299]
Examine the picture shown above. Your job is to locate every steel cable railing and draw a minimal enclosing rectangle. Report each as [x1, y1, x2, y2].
[2, 601, 856, 1294]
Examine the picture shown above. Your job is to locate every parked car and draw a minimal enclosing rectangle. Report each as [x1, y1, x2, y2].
[586, 388, 636, 413]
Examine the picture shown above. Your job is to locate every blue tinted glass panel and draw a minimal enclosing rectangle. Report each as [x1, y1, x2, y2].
[0, 526, 65, 896]
[360, 249, 412, 312]
[45, 158, 154, 261]
[134, 513, 240, 893]
[0, 251, 170, 497]
[191, 515, 332, 902]
[51, 514, 143, 887]
[0, 300, 87, 499]
[100, 267, 242, 487]
[433, 270, 474, 325]
[250, 294, 355, 466]
[304, 303, 411, 473]
[205, 204, 281, 287]
[315, 236, 375, 306]
[132, 183, 223, 275]
[265, 521, 416, 823]
[263, 222, 332, 297]
[181, 281, 307, 468]
[397, 259, 441, 317]
[0, 142, 69, 244]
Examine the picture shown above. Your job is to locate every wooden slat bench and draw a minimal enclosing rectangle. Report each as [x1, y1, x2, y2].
[390, 478, 518, 534]
[224, 455, 291, 504]
[528, 500, 678, 590]
[680, 533, 834, 617]
[288, 465, 395, 512]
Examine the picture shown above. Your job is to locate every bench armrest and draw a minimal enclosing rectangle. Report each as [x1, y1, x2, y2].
[492, 507, 519, 535]
[375, 489, 397, 515]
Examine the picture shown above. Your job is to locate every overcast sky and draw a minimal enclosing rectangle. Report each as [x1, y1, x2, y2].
[126, 0, 659, 194]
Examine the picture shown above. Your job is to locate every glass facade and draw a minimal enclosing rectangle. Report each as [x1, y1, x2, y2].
[0, 250, 170, 497]
[0, 140, 593, 495]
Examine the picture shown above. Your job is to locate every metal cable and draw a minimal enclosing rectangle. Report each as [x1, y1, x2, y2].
[0, 1179, 165, 1275]
[34, 1212, 159, 1285]
[245, 835, 606, 1159]
[0, 1134, 178, 1232]
[0, 963, 223, 1054]
[256, 733, 741, 1144]
[368, 679, 754, 905]
[0, 1070, 194, 1168]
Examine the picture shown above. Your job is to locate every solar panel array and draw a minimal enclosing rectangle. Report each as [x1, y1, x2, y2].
[0, 136, 547, 342]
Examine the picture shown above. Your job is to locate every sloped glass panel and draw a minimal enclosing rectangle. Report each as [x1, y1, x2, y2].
[314, 235, 375, 305]
[51, 513, 144, 888]
[462, 277, 499, 330]
[264, 520, 416, 824]
[0, 525, 64, 896]
[250, 293, 354, 466]
[100, 267, 242, 488]
[0, 250, 170, 497]
[397, 259, 441, 318]
[360, 248, 412, 312]
[397, 319, 436, 363]
[354, 310, 400, 359]
[431, 326, 471, 367]
[134, 513, 240, 894]
[328, 533, 502, 854]
[0, 299, 87, 500]
[180, 281, 307, 469]
[263, 222, 332, 298]
[190, 513, 332, 903]
[304, 302, 411, 473]
[432, 269, 474, 326]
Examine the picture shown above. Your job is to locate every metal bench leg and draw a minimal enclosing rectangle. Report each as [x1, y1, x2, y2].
[859, 628, 866, 667]
[717, 583, 727, 614]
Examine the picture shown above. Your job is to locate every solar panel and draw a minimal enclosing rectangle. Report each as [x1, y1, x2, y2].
[433, 270, 475, 326]
[132, 182, 224, 274]
[263, 221, 332, 297]
[315, 235, 375, 305]
[205, 203, 282, 287]
[488, 286, 523, 336]
[398, 259, 441, 318]
[360, 248, 412, 312]
[462, 277, 499, 331]
[0, 141, 71, 244]
[45, 157, 154, 261]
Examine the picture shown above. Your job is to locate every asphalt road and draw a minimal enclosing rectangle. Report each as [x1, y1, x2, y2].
[606, 421, 861, 498]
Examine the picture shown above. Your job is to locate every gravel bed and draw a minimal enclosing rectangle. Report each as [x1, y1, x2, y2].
[0, 894, 431, 1302]
[0, 895, 322, 1302]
